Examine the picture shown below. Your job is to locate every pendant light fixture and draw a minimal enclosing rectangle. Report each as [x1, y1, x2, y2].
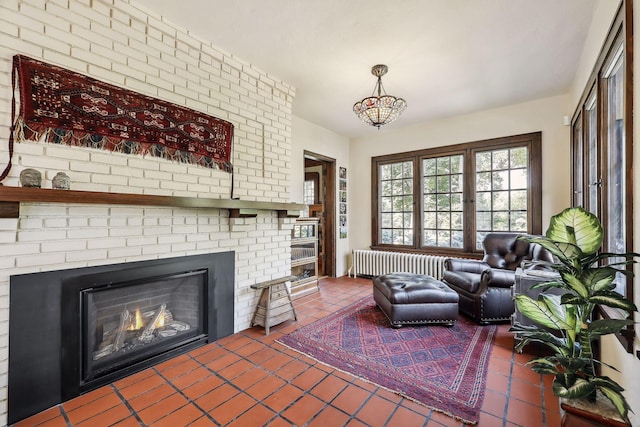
[353, 64, 407, 129]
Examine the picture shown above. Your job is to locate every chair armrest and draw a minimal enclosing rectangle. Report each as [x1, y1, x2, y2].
[481, 268, 516, 288]
[445, 258, 490, 274]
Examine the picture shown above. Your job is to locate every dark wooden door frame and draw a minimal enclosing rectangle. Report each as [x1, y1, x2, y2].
[304, 151, 336, 277]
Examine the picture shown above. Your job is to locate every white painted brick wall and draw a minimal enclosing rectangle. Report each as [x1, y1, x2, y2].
[0, 0, 298, 424]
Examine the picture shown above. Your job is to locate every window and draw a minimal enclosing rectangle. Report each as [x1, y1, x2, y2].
[474, 147, 529, 249]
[570, 1, 633, 352]
[303, 179, 316, 205]
[422, 155, 463, 248]
[379, 161, 414, 246]
[302, 172, 319, 217]
[372, 132, 542, 255]
[571, 112, 584, 207]
[603, 43, 627, 297]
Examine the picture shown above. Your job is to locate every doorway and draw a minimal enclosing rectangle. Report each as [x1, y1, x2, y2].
[303, 151, 336, 277]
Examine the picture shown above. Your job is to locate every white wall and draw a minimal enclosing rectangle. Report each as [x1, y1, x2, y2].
[348, 94, 572, 252]
[570, 1, 640, 425]
[570, 0, 622, 107]
[291, 115, 350, 275]
[0, 1, 297, 423]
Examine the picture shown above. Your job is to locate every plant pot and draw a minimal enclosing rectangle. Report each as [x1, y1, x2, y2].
[560, 393, 630, 427]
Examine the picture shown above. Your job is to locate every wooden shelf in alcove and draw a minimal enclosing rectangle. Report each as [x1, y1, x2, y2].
[0, 186, 304, 219]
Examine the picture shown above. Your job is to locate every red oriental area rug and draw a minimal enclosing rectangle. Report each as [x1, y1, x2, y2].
[277, 297, 496, 425]
[11, 55, 233, 172]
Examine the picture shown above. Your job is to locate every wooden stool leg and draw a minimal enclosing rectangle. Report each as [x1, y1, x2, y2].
[285, 284, 298, 321]
[264, 286, 273, 335]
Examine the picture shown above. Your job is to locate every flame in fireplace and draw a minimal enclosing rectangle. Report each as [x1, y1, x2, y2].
[128, 308, 143, 331]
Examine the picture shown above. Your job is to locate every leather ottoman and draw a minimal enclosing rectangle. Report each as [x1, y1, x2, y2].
[373, 272, 459, 327]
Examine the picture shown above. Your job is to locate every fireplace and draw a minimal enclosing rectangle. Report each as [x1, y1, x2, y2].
[82, 271, 205, 379]
[62, 267, 210, 399]
[9, 252, 235, 425]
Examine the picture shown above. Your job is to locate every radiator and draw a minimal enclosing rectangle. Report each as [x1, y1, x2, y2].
[350, 249, 452, 280]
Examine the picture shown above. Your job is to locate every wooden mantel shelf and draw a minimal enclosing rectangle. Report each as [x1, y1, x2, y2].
[0, 186, 305, 219]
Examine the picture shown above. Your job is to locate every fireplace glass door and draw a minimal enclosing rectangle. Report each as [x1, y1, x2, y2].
[82, 270, 206, 383]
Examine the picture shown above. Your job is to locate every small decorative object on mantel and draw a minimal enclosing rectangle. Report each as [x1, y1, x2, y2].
[19, 168, 41, 188]
[52, 172, 70, 190]
[1, 54, 234, 185]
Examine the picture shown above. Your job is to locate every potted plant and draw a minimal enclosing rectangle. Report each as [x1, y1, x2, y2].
[510, 207, 638, 425]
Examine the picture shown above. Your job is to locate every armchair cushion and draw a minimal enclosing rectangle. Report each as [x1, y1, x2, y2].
[483, 233, 531, 270]
[441, 271, 481, 293]
[444, 258, 489, 274]
[481, 268, 516, 288]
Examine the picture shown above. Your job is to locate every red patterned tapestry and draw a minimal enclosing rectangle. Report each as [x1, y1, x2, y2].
[277, 296, 496, 424]
[9, 55, 233, 173]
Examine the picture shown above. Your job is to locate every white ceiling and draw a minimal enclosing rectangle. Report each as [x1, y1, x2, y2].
[133, 0, 597, 138]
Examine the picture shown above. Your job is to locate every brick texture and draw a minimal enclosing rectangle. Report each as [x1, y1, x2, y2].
[0, 1, 297, 424]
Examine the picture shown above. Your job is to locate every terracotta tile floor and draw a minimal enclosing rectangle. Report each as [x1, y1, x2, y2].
[14, 277, 560, 427]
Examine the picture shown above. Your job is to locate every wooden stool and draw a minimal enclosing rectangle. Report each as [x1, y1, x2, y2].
[250, 276, 298, 335]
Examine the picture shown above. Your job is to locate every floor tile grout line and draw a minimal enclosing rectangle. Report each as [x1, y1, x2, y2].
[225, 331, 334, 424]
[500, 346, 517, 427]
[61, 407, 73, 427]
[56, 388, 128, 427]
[299, 372, 361, 426]
[153, 364, 222, 426]
[110, 384, 147, 427]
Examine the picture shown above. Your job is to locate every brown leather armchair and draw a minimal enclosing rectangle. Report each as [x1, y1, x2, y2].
[441, 233, 553, 324]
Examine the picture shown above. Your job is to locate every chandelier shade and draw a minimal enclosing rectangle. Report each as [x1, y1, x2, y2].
[353, 64, 406, 129]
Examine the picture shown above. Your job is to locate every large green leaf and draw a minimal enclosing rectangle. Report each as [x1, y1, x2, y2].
[528, 358, 562, 375]
[511, 327, 567, 354]
[514, 294, 570, 330]
[520, 235, 572, 262]
[530, 280, 564, 291]
[599, 386, 631, 422]
[591, 376, 625, 392]
[554, 356, 591, 373]
[561, 272, 589, 298]
[522, 235, 581, 265]
[583, 268, 617, 293]
[544, 294, 577, 329]
[553, 377, 596, 399]
[590, 377, 631, 422]
[589, 292, 638, 313]
[561, 294, 586, 305]
[546, 207, 603, 255]
[588, 319, 634, 337]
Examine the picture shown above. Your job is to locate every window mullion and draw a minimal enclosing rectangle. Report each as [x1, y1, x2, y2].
[464, 147, 475, 252]
[413, 156, 421, 249]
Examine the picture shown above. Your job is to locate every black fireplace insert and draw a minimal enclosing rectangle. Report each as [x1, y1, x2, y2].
[63, 268, 208, 398]
[9, 252, 235, 425]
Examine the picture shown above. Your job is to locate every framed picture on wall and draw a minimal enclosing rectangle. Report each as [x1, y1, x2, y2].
[339, 167, 347, 239]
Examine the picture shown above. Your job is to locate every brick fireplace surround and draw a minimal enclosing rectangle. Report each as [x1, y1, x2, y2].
[0, 0, 299, 424]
